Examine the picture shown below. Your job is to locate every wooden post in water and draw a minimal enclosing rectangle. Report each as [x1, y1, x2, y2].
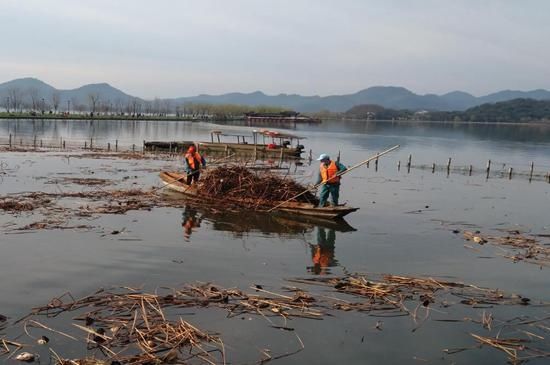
[84, 141, 87, 149]
[63, 140, 66, 149]
[33, 135, 37, 149]
[115, 140, 118, 152]
[469, 165, 473, 176]
[446, 158, 452, 172]
[407, 154, 412, 173]
[107, 142, 111, 152]
[90, 138, 93, 149]
[431, 163, 435, 173]
[508, 167, 513, 179]
[397, 160, 401, 171]
[9, 134, 12, 148]
[366, 160, 369, 168]
[132, 143, 135, 152]
[40, 139, 43, 148]
[529, 162, 534, 182]
[486, 159, 491, 179]
[374, 154, 379, 171]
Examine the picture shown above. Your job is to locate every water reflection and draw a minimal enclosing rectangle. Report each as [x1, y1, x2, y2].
[179, 204, 355, 238]
[181, 206, 202, 242]
[308, 227, 338, 275]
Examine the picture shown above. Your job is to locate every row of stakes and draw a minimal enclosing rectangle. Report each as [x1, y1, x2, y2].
[7, 137, 550, 183]
[7, 134, 140, 152]
[307, 150, 550, 183]
[395, 155, 549, 183]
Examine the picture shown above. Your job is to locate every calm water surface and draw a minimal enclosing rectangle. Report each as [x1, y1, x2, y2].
[1, 119, 549, 364]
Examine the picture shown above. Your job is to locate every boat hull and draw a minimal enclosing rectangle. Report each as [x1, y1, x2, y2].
[159, 171, 358, 220]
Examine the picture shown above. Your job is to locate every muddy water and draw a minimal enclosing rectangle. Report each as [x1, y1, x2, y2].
[1, 119, 549, 364]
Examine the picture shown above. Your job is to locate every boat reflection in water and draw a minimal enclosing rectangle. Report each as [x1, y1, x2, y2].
[179, 205, 355, 272]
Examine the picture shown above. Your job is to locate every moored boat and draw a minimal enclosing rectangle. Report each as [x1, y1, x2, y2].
[159, 171, 359, 220]
[144, 130, 306, 157]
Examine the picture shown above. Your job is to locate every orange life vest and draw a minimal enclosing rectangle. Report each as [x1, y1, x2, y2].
[185, 152, 203, 170]
[320, 161, 340, 184]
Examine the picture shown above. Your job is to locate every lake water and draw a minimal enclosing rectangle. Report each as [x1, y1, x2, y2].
[1, 119, 549, 364]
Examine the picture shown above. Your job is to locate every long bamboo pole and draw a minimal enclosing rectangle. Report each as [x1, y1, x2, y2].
[267, 145, 400, 212]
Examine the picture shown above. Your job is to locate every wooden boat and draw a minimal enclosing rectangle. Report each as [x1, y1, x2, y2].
[198, 130, 305, 157]
[144, 130, 306, 157]
[159, 171, 359, 220]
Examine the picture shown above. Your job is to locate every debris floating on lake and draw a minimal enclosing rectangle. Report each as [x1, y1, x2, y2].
[1, 274, 547, 364]
[463, 230, 550, 267]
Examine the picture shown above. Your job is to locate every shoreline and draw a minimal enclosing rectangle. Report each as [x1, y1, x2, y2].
[0, 113, 549, 126]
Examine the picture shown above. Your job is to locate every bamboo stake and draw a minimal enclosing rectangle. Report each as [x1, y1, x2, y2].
[267, 145, 400, 212]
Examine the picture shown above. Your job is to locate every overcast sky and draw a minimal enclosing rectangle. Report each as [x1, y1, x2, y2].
[1, 0, 548, 98]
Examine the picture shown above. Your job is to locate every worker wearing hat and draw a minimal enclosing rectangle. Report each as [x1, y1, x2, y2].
[184, 145, 206, 185]
[316, 153, 347, 207]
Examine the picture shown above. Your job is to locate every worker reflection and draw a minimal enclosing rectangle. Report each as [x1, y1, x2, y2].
[308, 227, 338, 275]
[181, 206, 201, 241]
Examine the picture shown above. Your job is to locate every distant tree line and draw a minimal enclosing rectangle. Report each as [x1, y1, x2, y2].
[0, 87, 290, 119]
[344, 99, 550, 123]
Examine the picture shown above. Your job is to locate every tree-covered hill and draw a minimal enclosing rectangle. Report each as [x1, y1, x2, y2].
[345, 99, 550, 123]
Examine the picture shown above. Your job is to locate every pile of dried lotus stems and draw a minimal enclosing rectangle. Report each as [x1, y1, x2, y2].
[0, 189, 186, 231]
[463, 230, 550, 267]
[3, 284, 320, 364]
[198, 166, 318, 207]
[2, 274, 547, 364]
[287, 273, 536, 314]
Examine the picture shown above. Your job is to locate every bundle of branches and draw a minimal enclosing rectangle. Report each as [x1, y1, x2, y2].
[197, 166, 318, 207]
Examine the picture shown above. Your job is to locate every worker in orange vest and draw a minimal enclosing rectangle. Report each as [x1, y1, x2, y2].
[316, 154, 347, 207]
[184, 145, 206, 185]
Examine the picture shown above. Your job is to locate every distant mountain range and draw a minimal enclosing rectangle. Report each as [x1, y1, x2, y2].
[1, 77, 550, 113]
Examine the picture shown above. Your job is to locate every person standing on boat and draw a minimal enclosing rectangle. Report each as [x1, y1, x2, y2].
[184, 145, 206, 185]
[316, 154, 346, 207]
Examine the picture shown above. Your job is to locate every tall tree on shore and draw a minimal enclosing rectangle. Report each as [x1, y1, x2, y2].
[114, 98, 123, 114]
[71, 97, 79, 114]
[51, 91, 60, 113]
[88, 93, 100, 114]
[28, 88, 39, 111]
[8, 88, 23, 112]
[152, 98, 161, 116]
